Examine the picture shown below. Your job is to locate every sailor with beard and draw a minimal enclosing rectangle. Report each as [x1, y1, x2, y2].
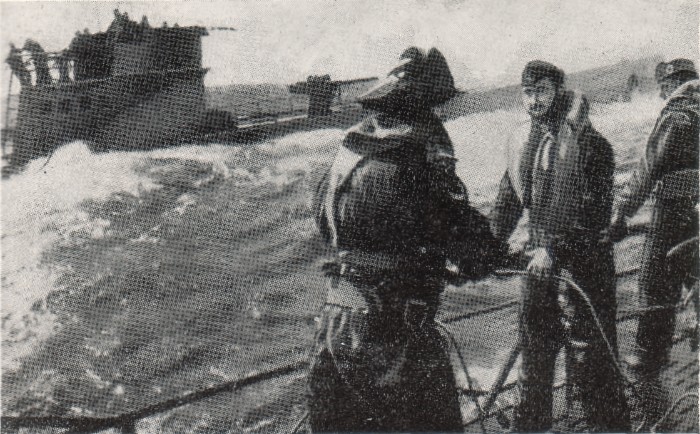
[307, 47, 500, 433]
[490, 60, 631, 432]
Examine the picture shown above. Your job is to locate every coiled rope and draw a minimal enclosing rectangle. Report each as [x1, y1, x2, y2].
[437, 262, 697, 433]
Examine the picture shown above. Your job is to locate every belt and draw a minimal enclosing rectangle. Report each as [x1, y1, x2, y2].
[325, 278, 432, 330]
[323, 252, 435, 330]
[336, 249, 422, 273]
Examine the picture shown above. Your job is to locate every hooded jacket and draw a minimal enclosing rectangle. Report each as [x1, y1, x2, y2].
[491, 90, 615, 249]
[313, 111, 497, 281]
[616, 79, 700, 218]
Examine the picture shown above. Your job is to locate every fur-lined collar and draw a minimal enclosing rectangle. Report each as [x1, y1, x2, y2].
[342, 112, 453, 160]
[667, 79, 700, 102]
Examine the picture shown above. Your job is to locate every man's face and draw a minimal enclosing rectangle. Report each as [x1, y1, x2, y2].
[659, 77, 681, 100]
[522, 78, 557, 118]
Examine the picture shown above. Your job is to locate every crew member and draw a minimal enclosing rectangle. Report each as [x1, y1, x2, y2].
[5, 43, 32, 87]
[23, 39, 52, 86]
[491, 60, 630, 432]
[55, 51, 71, 83]
[5, 43, 31, 87]
[608, 59, 699, 377]
[308, 47, 500, 433]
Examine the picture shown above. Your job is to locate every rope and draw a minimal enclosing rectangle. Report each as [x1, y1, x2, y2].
[36, 150, 56, 173]
[290, 411, 309, 434]
[436, 320, 488, 433]
[616, 304, 678, 322]
[5, 236, 696, 432]
[649, 392, 699, 433]
[441, 300, 519, 324]
[493, 265, 698, 433]
[1, 359, 309, 431]
[667, 236, 698, 259]
[494, 269, 629, 383]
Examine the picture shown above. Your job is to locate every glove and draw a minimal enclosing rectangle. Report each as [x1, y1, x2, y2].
[525, 247, 554, 278]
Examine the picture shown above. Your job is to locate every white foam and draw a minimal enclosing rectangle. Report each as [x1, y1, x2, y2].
[1, 142, 160, 370]
[0, 95, 661, 371]
[446, 109, 528, 205]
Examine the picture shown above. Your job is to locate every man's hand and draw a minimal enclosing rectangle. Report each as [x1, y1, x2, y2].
[525, 247, 553, 278]
[605, 211, 628, 243]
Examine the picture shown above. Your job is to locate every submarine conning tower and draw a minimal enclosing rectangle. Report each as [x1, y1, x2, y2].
[6, 10, 208, 88]
[90, 11, 208, 78]
[4, 9, 210, 168]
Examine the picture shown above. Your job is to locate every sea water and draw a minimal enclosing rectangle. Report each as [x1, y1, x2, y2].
[1, 93, 661, 426]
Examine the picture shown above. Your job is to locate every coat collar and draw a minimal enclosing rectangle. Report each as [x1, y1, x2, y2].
[664, 79, 700, 116]
[506, 90, 590, 203]
[667, 79, 700, 103]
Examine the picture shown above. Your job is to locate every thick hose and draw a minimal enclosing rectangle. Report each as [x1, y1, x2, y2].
[666, 236, 698, 260]
[6, 236, 696, 433]
[649, 392, 699, 433]
[494, 269, 629, 382]
[492, 266, 697, 434]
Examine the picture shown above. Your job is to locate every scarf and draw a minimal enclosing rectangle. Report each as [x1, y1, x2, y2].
[506, 90, 591, 243]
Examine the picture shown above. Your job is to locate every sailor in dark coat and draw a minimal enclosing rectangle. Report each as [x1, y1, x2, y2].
[609, 59, 699, 377]
[23, 39, 52, 86]
[5, 43, 32, 87]
[491, 61, 630, 432]
[307, 47, 499, 433]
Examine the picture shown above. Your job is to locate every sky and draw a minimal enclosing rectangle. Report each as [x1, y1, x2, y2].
[0, 0, 698, 88]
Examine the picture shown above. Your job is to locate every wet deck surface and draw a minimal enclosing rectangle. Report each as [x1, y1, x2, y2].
[447, 256, 699, 433]
[4, 95, 697, 433]
[440, 273, 699, 433]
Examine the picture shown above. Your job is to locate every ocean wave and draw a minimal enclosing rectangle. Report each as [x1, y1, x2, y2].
[1, 95, 660, 416]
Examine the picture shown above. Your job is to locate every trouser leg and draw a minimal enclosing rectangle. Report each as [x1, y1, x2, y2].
[374, 325, 463, 433]
[629, 201, 698, 430]
[308, 303, 371, 433]
[308, 348, 368, 433]
[512, 274, 561, 432]
[310, 327, 463, 433]
[309, 279, 463, 433]
[567, 243, 630, 432]
[363, 285, 463, 433]
[636, 224, 674, 371]
[636, 200, 698, 373]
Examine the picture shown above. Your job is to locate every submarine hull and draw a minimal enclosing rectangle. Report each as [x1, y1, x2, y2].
[9, 68, 207, 167]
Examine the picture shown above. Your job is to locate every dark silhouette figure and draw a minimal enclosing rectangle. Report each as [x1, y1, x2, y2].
[23, 39, 52, 86]
[5, 43, 32, 87]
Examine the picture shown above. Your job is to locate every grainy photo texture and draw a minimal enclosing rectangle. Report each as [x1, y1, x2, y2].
[1, 1, 698, 433]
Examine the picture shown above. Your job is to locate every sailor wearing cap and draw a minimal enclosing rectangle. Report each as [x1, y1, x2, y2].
[657, 58, 699, 99]
[608, 59, 699, 426]
[491, 60, 630, 432]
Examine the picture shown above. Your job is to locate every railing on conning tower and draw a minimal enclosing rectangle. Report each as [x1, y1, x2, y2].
[5, 12, 213, 90]
[2, 45, 93, 161]
[2, 72, 17, 158]
[6, 47, 82, 88]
